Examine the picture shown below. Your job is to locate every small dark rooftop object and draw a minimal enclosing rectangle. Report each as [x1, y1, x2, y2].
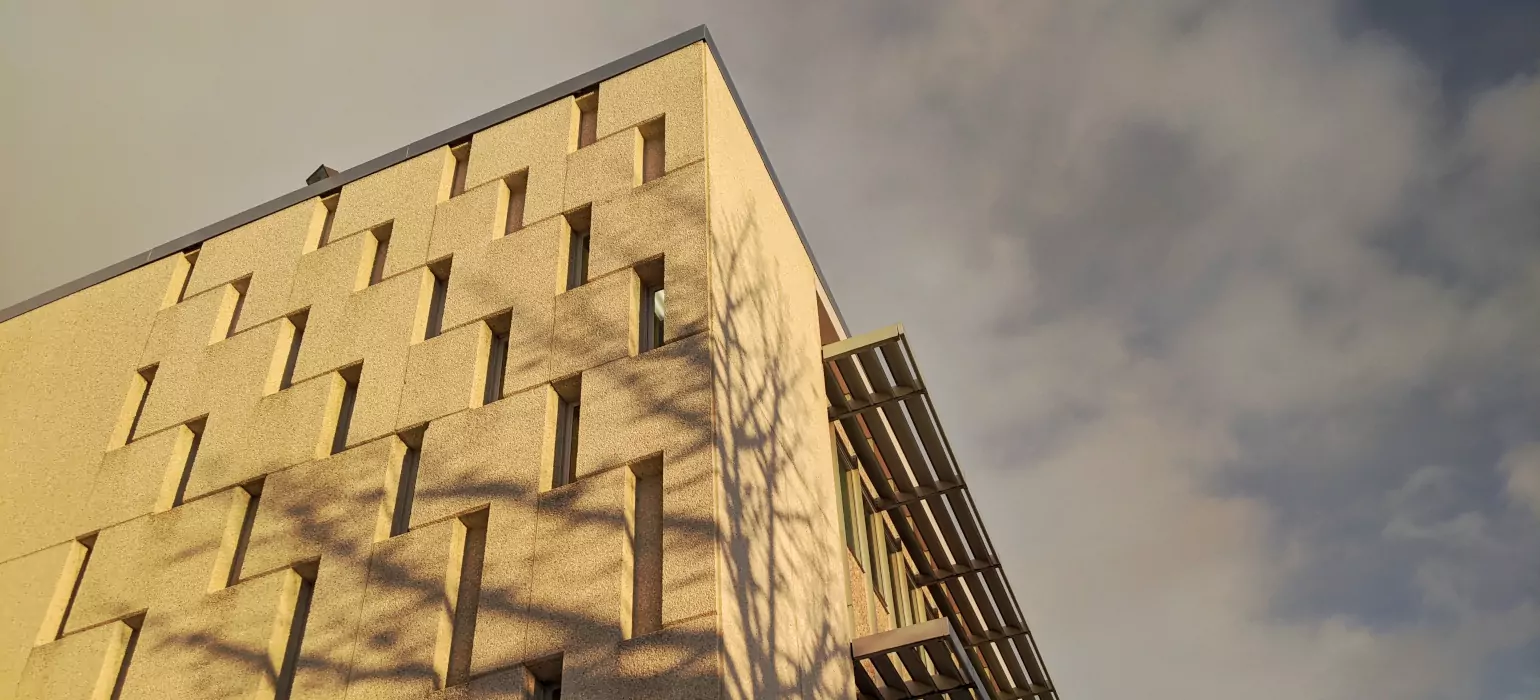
[307, 165, 339, 186]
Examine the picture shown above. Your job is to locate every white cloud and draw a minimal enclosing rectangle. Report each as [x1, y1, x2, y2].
[1499, 444, 1540, 520]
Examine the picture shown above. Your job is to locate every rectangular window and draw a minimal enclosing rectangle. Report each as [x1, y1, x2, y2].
[272, 566, 316, 700]
[576, 91, 598, 148]
[225, 479, 263, 588]
[890, 548, 916, 628]
[167, 418, 205, 509]
[868, 510, 893, 615]
[390, 436, 421, 538]
[504, 172, 527, 235]
[535, 678, 562, 700]
[640, 285, 665, 352]
[565, 209, 590, 291]
[43, 535, 95, 642]
[483, 315, 510, 406]
[123, 365, 158, 446]
[550, 377, 582, 489]
[108, 615, 144, 699]
[424, 259, 452, 340]
[527, 656, 563, 700]
[836, 449, 865, 561]
[635, 259, 665, 353]
[449, 142, 471, 198]
[317, 194, 340, 248]
[368, 222, 393, 286]
[279, 310, 308, 391]
[626, 458, 664, 639]
[331, 365, 360, 455]
[640, 117, 665, 183]
[443, 510, 487, 688]
[226, 277, 250, 338]
[174, 248, 199, 304]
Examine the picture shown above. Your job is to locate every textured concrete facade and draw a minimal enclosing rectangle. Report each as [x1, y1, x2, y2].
[0, 37, 878, 700]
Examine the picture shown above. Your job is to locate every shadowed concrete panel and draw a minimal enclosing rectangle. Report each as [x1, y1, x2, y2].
[183, 197, 322, 333]
[464, 99, 573, 227]
[244, 438, 397, 699]
[564, 127, 642, 210]
[397, 320, 490, 431]
[81, 424, 196, 534]
[112, 571, 291, 700]
[597, 42, 706, 176]
[590, 160, 710, 345]
[705, 52, 854, 700]
[331, 149, 454, 246]
[551, 268, 633, 379]
[347, 518, 460, 699]
[14, 619, 129, 700]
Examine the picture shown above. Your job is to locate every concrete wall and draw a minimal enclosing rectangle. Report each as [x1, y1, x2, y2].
[0, 40, 853, 700]
[705, 56, 857, 700]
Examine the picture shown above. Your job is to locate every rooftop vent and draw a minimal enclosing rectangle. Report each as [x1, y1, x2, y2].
[307, 165, 339, 186]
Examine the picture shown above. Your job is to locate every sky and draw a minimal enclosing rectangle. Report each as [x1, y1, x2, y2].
[3, 1, 1539, 698]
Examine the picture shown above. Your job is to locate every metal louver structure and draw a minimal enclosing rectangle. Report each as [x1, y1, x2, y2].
[826, 325, 1058, 700]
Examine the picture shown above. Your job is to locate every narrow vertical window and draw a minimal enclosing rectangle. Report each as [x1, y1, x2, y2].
[368, 222, 393, 285]
[636, 260, 666, 353]
[317, 194, 340, 248]
[226, 277, 250, 338]
[443, 510, 487, 688]
[527, 656, 563, 700]
[108, 615, 144, 700]
[43, 535, 95, 642]
[836, 449, 866, 561]
[225, 479, 263, 588]
[575, 90, 598, 148]
[279, 310, 308, 391]
[550, 377, 582, 489]
[331, 365, 360, 455]
[174, 248, 200, 304]
[122, 365, 158, 446]
[626, 458, 664, 639]
[167, 418, 205, 509]
[390, 434, 421, 538]
[272, 566, 316, 700]
[564, 208, 590, 291]
[449, 142, 471, 198]
[640, 117, 665, 184]
[867, 509, 893, 616]
[483, 315, 510, 406]
[424, 259, 451, 340]
[503, 171, 527, 235]
[890, 548, 915, 627]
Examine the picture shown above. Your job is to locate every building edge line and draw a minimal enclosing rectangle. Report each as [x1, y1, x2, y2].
[6, 24, 840, 332]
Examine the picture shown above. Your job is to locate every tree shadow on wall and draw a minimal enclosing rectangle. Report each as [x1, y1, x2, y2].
[120, 188, 851, 699]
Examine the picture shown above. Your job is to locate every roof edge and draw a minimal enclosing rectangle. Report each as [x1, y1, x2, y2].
[698, 27, 849, 335]
[2, 24, 847, 334]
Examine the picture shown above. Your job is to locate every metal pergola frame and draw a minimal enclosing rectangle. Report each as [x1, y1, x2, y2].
[852, 617, 988, 699]
[826, 325, 1058, 700]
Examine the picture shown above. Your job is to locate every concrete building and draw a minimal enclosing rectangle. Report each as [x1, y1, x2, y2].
[0, 27, 1058, 700]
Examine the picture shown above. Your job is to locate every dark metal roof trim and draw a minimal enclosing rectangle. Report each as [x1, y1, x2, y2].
[2, 24, 847, 332]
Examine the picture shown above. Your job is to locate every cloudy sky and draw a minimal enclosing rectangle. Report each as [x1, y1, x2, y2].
[4, 1, 1539, 698]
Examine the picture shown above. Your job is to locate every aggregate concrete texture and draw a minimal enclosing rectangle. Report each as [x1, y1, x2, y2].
[0, 38, 859, 700]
